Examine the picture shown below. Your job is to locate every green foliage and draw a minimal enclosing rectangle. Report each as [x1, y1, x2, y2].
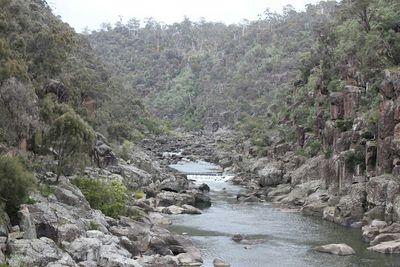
[73, 177, 127, 219]
[305, 139, 322, 158]
[133, 190, 145, 199]
[344, 147, 366, 172]
[0, 156, 36, 218]
[44, 100, 95, 179]
[88, 221, 99, 231]
[336, 119, 353, 132]
[116, 140, 132, 161]
[39, 184, 55, 197]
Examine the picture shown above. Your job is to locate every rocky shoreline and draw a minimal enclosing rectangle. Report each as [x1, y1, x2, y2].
[0, 133, 216, 267]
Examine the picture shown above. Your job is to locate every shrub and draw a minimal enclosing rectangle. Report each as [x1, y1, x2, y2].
[133, 190, 145, 199]
[0, 156, 36, 218]
[305, 139, 322, 158]
[344, 147, 366, 172]
[39, 184, 55, 197]
[88, 221, 99, 230]
[336, 119, 353, 132]
[73, 177, 127, 219]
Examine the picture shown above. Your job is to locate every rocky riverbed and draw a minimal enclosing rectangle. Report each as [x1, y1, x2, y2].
[3, 126, 400, 267]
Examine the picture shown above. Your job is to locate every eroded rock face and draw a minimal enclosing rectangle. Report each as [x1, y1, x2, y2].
[289, 156, 324, 185]
[366, 175, 400, 221]
[343, 86, 361, 118]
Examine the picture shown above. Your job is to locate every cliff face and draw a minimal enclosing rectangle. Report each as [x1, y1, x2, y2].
[213, 70, 400, 251]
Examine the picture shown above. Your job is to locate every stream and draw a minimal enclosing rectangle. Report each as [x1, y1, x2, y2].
[168, 160, 400, 267]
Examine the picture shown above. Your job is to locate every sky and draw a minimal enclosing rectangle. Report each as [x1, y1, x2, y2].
[49, 0, 321, 32]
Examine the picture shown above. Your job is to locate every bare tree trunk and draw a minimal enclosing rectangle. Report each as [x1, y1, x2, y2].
[18, 136, 27, 152]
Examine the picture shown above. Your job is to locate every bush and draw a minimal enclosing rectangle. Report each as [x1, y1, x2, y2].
[305, 139, 322, 158]
[73, 177, 127, 219]
[344, 147, 366, 172]
[0, 156, 36, 218]
[336, 119, 353, 132]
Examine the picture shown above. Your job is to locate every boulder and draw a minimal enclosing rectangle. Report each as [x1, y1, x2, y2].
[314, 243, 355, 256]
[370, 233, 400, 246]
[362, 226, 380, 243]
[213, 258, 231, 267]
[157, 191, 195, 207]
[7, 237, 75, 266]
[137, 255, 178, 267]
[281, 180, 320, 206]
[367, 239, 400, 254]
[366, 175, 400, 220]
[0, 210, 11, 237]
[159, 176, 188, 193]
[119, 164, 152, 189]
[18, 205, 37, 239]
[182, 204, 202, 215]
[257, 162, 283, 187]
[92, 132, 118, 168]
[194, 192, 211, 208]
[198, 183, 210, 192]
[160, 205, 185, 215]
[290, 156, 324, 185]
[53, 182, 90, 208]
[335, 183, 367, 225]
[380, 223, 400, 234]
[148, 212, 172, 225]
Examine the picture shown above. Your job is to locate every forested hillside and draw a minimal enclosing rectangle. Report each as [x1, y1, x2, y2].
[88, 0, 400, 154]
[0, 0, 160, 150]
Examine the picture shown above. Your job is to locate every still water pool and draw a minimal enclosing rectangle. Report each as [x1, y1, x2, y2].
[169, 161, 400, 267]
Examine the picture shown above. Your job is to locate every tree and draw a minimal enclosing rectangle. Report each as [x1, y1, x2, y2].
[0, 78, 39, 150]
[44, 100, 94, 180]
[0, 156, 36, 219]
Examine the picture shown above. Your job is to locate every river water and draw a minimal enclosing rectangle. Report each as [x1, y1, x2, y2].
[169, 161, 400, 267]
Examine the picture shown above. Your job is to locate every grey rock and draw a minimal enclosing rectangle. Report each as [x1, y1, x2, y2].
[7, 237, 74, 266]
[18, 205, 37, 239]
[0, 210, 11, 237]
[213, 258, 231, 267]
[315, 243, 355, 256]
[137, 255, 178, 267]
[367, 239, 400, 254]
[257, 161, 283, 187]
[370, 233, 400, 246]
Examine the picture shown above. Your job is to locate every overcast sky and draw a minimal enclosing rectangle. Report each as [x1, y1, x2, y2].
[49, 0, 321, 32]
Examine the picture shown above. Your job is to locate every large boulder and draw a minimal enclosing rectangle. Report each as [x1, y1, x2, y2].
[257, 162, 284, 187]
[370, 233, 400, 246]
[7, 237, 76, 266]
[0, 209, 11, 237]
[92, 132, 118, 168]
[156, 191, 195, 207]
[289, 156, 324, 185]
[335, 183, 367, 226]
[366, 175, 400, 221]
[314, 243, 355, 256]
[367, 239, 400, 254]
[119, 164, 153, 189]
[281, 180, 321, 206]
[158, 176, 188, 193]
[18, 205, 37, 239]
[27, 181, 109, 244]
